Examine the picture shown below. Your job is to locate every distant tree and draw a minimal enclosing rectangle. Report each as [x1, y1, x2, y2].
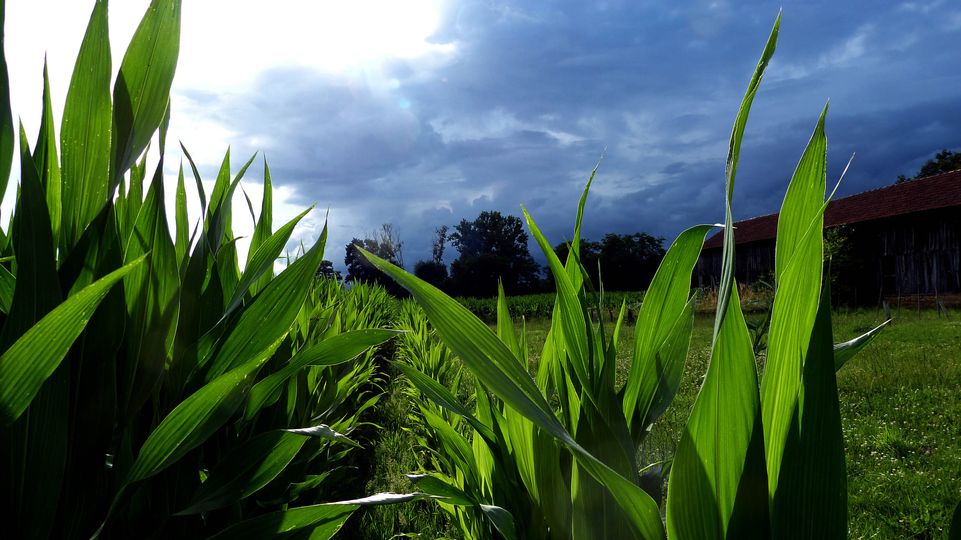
[431, 225, 449, 264]
[344, 223, 407, 296]
[316, 260, 342, 282]
[553, 233, 665, 291]
[897, 148, 961, 182]
[413, 225, 451, 290]
[449, 211, 540, 297]
[414, 260, 448, 288]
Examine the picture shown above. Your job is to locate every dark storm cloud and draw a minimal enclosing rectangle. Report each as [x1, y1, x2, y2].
[182, 0, 961, 269]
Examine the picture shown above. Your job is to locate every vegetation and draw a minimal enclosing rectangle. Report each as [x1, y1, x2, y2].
[0, 1, 402, 537]
[448, 210, 542, 297]
[552, 232, 665, 292]
[3, 2, 958, 540]
[897, 148, 961, 182]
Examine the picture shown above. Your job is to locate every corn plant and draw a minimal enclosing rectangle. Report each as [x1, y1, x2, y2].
[0, 1, 403, 537]
[362, 13, 890, 539]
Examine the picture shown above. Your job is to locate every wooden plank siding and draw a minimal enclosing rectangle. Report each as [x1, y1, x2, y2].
[694, 170, 961, 306]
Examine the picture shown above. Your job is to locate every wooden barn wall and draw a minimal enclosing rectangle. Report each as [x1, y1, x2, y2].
[694, 206, 961, 304]
[695, 240, 775, 288]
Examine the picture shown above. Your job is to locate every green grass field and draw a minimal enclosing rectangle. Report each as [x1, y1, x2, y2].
[356, 307, 961, 539]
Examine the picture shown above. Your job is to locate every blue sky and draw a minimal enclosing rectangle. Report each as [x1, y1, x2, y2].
[7, 1, 961, 270]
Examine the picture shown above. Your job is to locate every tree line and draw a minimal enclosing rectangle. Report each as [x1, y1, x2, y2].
[332, 211, 666, 298]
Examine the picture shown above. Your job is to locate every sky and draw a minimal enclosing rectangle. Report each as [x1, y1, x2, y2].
[6, 0, 961, 271]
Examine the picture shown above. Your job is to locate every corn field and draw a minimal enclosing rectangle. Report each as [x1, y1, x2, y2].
[2, 1, 958, 539]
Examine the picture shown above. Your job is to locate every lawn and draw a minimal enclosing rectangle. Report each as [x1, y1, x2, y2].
[356, 307, 961, 538]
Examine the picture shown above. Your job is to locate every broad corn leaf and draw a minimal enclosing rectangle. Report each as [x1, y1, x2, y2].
[125, 337, 283, 485]
[623, 224, 711, 436]
[761, 106, 827, 511]
[178, 430, 308, 515]
[0, 256, 145, 424]
[205, 503, 357, 540]
[834, 319, 890, 371]
[60, 0, 111, 249]
[769, 276, 846, 537]
[120, 160, 181, 421]
[0, 0, 12, 194]
[203, 223, 326, 381]
[666, 14, 778, 538]
[33, 61, 61, 244]
[110, 0, 181, 191]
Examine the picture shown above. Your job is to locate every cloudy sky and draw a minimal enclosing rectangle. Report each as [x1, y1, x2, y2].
[6, 0, 961, 270]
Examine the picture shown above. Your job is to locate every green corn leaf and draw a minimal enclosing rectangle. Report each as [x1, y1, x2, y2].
[0, 0, 12, 196]
[177, 430, 308, 515]
[120, 160, 181, 421]
[110, 0, 181, 192]
[407, 473, 476, 505]
[834, 319, 890, 371]
[0, 264, 14, 312]
[175, 163, 189, 264]
[205, 504, 356, 540]
[245, 310, 394, 420]
[180, 142, 207, 214]
[0, 128, 66, 538]
[361, 248, 666, 540]
[522, 207, 592, 396]
[1, 125, 61, 346]
[769, 275, 846, 537]
[203, 223, 327, 381]
[392, 360, 496, 444]
[248, 158, 273, 294]
[761, 106, 828, 513]
[125, 337, 283, 485]
[408, 474, 518, 540]
[0, 255, 145, 424]
[623, 224, 711, 434]
[666, 14, 778, 538]
[33, 60, 62, 244]
[224, 206, 312, 316]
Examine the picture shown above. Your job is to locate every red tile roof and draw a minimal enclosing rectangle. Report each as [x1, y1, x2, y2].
[703, 169, 961, 249]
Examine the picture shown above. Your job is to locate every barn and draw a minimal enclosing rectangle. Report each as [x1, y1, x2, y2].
[694, 169, 961, 306]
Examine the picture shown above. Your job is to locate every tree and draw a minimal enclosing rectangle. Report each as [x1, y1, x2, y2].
[897, 148, 961, 182]
[344, 223, 407, 296]
[449, 211, 540, 297]
[316, 260, 342, 282]
[414, 260, 448, 288]
[553, 232, 665, 291]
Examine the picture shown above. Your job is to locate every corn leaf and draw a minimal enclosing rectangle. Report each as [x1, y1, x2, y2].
[0, 255, 145, 424]
[120, 160, 181, 421]
[125, 337, 283, 485]
[110, 0, 181, 191]
[666, 13, 778, 538]
[178, 430, 308, 515]
[204, 503, 357, 540]
[175, 163, 189, 264]
[834, 319, 890, 371]
[224, 207, 312, 316]
[623, 224, 711, 436]
[361, 248, 665, 540]
[60, 0, 111, 249]
[248, 159, 273, 294]
[33, 61, 61, 244]
[761, 106, 828, 515]
[769, 275, 846, 537]
[203, 223, 326, 381]
[0, 0, 12, 195]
